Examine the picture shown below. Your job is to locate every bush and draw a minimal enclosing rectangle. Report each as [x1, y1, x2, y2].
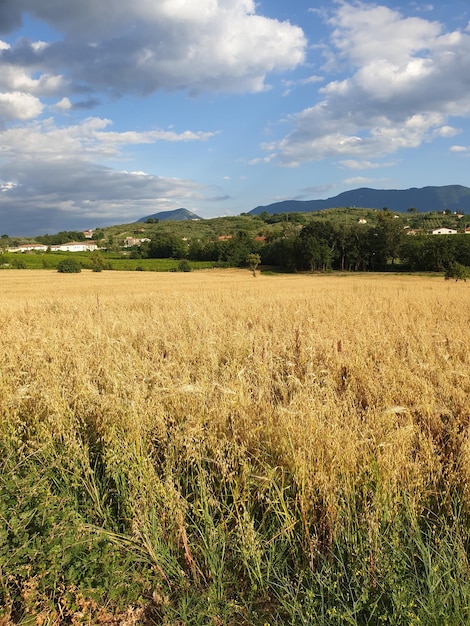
[57, 258, 82, 273]
[11, 257, 26, 269]
[177, 259, 191, 272]
[445, 261, 470, 281]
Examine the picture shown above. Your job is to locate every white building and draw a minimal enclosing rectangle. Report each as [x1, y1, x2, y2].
[430, 228, 457, 235]
[50, 241, 98, 252]
[7, 243, 48, 252]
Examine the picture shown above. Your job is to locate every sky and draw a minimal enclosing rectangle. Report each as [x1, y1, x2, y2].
[1, 0, 470, 236]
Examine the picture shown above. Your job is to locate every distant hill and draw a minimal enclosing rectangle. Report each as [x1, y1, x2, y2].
[138, 208, 203, 221]
[250, 185, 470, 215]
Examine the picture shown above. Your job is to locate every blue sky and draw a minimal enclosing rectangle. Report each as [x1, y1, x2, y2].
[1, 0, 470, 235]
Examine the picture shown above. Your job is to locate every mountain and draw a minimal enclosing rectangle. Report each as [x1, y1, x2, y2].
[249, 185, 470, 215]
[138, 208, 203, 221]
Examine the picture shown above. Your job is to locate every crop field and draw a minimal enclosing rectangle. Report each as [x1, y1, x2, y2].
[1, 269, 470, 625]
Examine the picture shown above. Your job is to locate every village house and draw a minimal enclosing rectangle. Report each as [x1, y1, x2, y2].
[50, 241, 98, 252]
[430, 228, 458, 235]
[7, 243, 48, 253]
[124, 237, 151, 247]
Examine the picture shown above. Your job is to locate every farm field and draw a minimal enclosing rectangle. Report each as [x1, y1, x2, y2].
[1, 270, 470, 625]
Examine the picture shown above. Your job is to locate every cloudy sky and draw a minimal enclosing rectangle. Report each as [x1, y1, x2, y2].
[1, 0, 470, 235]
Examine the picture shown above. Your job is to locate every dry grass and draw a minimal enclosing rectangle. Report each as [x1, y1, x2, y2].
[2, 269, 470, 623]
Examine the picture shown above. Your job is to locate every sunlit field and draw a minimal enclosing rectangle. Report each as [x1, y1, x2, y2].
[2, 270, 470, 625]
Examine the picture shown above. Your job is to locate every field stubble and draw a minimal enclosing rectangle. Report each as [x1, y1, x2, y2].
[1, 270, 470, 624]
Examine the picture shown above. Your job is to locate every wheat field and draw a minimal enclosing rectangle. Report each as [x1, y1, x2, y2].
[1, 269, 470, 625]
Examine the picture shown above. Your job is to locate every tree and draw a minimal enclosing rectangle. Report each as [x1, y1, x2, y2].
[148, 233, 186, 259]
[375, 212, 404, 268]
[219, 230, 259, 267]
[57, 258, 81, 273]
[298, 221, 336, 271]
[246, 253, 261, 277]
[89, 251, 106, 272]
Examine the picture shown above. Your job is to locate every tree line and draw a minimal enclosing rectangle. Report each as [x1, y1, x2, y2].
[139, 213, 470, 273]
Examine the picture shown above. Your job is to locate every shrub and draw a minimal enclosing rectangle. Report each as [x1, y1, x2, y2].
[57, 258, 82, 273]
[11, 257, 26, 269]
[445, 261, 470, 281]
[177, 259, 191, 272]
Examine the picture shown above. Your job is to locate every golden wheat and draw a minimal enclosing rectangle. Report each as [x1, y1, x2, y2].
[1, 269, 469, 522]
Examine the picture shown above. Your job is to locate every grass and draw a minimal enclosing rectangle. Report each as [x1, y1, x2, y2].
[0, 252, 216, 272]
[1, 270, 470, 624]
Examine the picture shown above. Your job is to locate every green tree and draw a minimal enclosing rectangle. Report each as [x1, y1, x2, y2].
[148, 233, 186, 259]
[298, 221, 336, 271]
[219, 230, 260, 267]
[89, 251, 106, 272]
[375, 213, 404, 267]
[246, 253, 261, 277]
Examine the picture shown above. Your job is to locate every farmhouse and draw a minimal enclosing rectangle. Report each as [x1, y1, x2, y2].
[50, 241, 98, 252]
[7, 243, 48, 253]
[430, 228, 458, 235]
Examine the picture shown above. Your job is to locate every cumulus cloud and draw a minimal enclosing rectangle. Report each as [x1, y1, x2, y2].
[0, 0, 309, 232]
[1, 0, 306, 101]
[0, 117, 218, 235]
[0, 91, 43, 121]
[264, 2, 470, 166]
[0, 117, 216, 161]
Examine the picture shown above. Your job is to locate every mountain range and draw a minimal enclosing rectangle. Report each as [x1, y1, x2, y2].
[249, 185, 470, 215]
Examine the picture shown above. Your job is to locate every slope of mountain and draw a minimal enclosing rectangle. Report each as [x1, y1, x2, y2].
[138, 208, 203, 221]
[250, 185, 470, 215]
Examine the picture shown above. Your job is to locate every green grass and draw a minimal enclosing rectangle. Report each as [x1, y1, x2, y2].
[0, 252, 216, 272]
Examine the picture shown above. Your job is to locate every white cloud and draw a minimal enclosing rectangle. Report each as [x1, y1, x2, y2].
[0, 91, 43, 120]
[0, 117, 216, 161]
[264, 2, 470, 166]
[0, 65, 66, 96]
[0, 0, 306, 100]
[343, 176, 376, 186]
[450, 144, 470, 155]
[0, 181, 16, 192]
[54, 97, 72, 111]
[0, 116, 219, 234]
[339, 159, 398, 170]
